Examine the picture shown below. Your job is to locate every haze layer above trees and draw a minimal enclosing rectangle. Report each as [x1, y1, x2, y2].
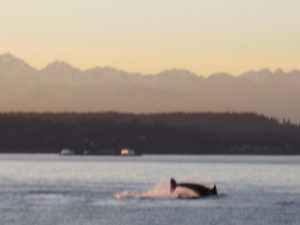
[1, 53, 300, 123]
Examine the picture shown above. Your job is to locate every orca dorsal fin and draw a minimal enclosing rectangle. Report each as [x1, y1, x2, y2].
[170, 178, 177, 193]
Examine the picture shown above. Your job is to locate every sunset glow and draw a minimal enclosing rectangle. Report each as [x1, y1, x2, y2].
[1, 0, 300, 75]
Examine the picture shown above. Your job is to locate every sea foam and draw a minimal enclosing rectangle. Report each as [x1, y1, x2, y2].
[114, 179, 177, 200]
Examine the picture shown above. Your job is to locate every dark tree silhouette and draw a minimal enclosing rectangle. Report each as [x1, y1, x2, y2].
[0, 112, 299, 154]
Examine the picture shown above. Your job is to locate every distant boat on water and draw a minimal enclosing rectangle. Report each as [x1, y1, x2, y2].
[60, 148, 74, 155]
[120, 148, 138, 156]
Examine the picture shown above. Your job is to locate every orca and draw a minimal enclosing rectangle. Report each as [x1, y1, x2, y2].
[170, 178, 217, 198]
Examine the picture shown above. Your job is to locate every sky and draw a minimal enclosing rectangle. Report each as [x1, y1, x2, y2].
[0, 0, 299, 76]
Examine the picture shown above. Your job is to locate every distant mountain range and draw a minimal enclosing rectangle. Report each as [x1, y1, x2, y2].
[1, 53, 300, 123]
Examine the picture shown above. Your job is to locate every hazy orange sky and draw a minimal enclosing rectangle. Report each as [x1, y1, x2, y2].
[1, 0, 299, 76]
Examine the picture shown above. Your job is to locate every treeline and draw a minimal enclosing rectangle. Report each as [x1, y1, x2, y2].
[0, 112, 299, 154]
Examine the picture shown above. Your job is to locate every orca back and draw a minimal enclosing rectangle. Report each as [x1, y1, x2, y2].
[170, 178, 218, 197]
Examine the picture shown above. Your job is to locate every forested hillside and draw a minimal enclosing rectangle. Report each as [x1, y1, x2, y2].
[0, 112, 299, 154]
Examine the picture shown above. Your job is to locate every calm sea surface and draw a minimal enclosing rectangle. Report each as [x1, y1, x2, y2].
[0, 154, 299, 225]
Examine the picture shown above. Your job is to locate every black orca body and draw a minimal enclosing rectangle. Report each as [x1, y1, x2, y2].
[170, 178, 217, 198]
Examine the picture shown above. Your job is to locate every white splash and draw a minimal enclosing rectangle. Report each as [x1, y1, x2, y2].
[114, 179, 177, 200]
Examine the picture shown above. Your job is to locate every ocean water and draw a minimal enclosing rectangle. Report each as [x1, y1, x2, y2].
[0, 154, 299, 225]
